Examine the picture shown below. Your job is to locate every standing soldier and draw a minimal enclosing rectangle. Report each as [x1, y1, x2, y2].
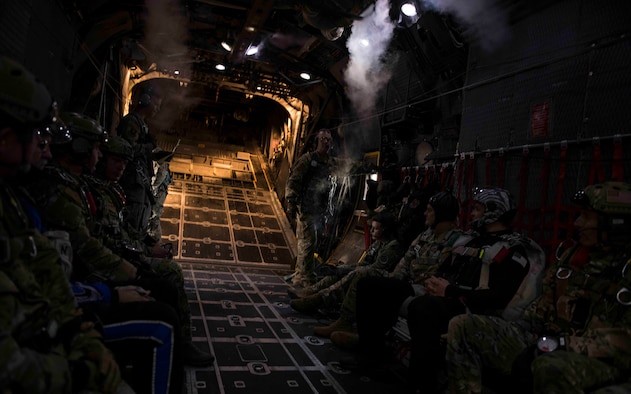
[285, 128, 334, 289]
[446, 181, 631, 393]
[117, 83, 162, 245]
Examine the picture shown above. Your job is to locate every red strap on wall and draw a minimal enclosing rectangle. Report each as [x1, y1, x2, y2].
[440, 165, 448, 189]
[538, 144, 551, 239]
[497, 149, 505, 188]
[588, 139, 605, 185]
[485, 151, 492, 186]
[516, 148, 530, 230]
[464, 153, 476, 229]
[457, 154, 465, 225]
[612, 137, 624, 181]
[551, 142, 568, 261]
[422, 165, 429, 187]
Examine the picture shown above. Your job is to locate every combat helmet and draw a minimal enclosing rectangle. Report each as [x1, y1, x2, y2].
[573, 181, 631, 245]
[101, 135, 133, 160]
[0, 55, 57, 139]
[428, 191, 460, 225]
[58, 112, 108, 155]
[470, 187, 516, 230]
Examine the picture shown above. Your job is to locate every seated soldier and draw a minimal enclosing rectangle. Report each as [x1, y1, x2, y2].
[22, 113, 185, 393]
[338, 187, 545, 394]
[85, 134, 213, 366]
[0, 55, 123, 393]
[296, 192, 465, 338]
[23, 112, 213, 370]
[288, 212, 404, 315]
[446, 181, 631, 394]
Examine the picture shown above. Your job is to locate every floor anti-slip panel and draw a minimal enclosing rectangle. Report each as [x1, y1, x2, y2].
[163, 161, 291, 267]
[181, 263, 410, 394]
[162, 151, 408, 393]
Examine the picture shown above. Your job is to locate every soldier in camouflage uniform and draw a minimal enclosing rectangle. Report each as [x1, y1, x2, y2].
[288, 212, 405, 320]
[285, 128, 334, 288]
[147, 159, 172, 241]
[0, 55, 122, 393]
[86, 135, 214, 366]
[342, 188, 545, 393]
[446, 181, 631, 393]
[117, 83, 162, 244]
[301, 192, 466, 338]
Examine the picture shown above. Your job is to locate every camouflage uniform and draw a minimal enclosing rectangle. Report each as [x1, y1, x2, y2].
[83, 171, 192, 341]
[336, 226, 466, 322]
[446, 182, 631, 393]
[147, 161, 172, 241]
[0, 182, 103, 392]
[285, 150, 333, 286]
[117, 112, 156, 239]
[305, 237, 404, 314]
[25, 164, 134, 282]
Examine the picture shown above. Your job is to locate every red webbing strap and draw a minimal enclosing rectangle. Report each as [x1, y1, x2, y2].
[497, 149, 505, 188]
[440, 164, 449, 190]
[457, 154, 466, 225]
[551, 142, 568, 261]
[422, 165, 430, 187]
[538, 144, 551, 239]
[401, 167, 409, 184]
[485, 151, 492, 186]
[588, 138, 605, 185]
[465, 152, 476, 229]
[612, 137, 624, 181]
[516, 148, 529, 231]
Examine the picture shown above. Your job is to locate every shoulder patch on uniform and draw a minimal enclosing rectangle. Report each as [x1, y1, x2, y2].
[511, 252, 528, 267]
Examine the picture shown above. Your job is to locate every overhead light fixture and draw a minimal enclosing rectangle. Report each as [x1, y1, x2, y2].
[401, 2, 417, 17]
[299, 72, 311, 80]
[256, 86, 262, 91]
[221, 41, 232, 52]
[360, 39, 370, 47]
[398, 1, 420, 27]
[174, 70, 180, 75]
[216, 64, 226, 71]
[245, 45, 258, 56]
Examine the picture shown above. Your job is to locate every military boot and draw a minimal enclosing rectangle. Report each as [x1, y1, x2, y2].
[313, 318, 353, 338]
[287, 285, 316, 299]
[289, 294, 323, 314]
[330, 331, 359, 350]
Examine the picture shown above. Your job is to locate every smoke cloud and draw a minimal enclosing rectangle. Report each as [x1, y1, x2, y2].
[142, 0, 197, 130]
[421, 0, 510, 51]
[343, 0, 396, 118]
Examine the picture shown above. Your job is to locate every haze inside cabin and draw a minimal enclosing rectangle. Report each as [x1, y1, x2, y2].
[2, 0, 630, 393]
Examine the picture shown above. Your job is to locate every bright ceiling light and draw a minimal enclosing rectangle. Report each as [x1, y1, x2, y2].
[360, 39, 370, 47]
[401, 3, 417, 17]
[256, 86, 262, 90]
[221, 41, 232, 51]
[299, 72, 311, 80]
[215, 64, 226, 71]
[245, 45, 258, 56]
[174, 70, 180, 75]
